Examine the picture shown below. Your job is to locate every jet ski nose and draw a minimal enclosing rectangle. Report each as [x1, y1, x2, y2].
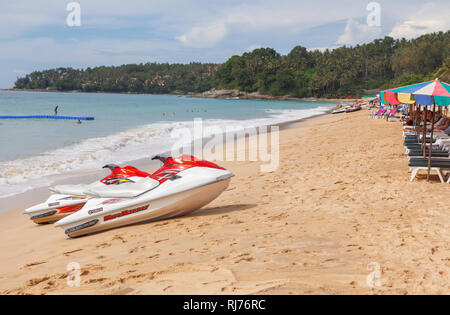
[23, 204, 42, 214]
[54, 217, 67, 227]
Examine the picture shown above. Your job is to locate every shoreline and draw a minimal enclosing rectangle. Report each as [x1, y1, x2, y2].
[1, 109, 449, 294]
[2, 88, 363, 103]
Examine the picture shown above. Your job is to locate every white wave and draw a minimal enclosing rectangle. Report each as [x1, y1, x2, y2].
[0, 105, 331, 198]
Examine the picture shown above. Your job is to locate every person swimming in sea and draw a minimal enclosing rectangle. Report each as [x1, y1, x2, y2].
[54, 105, 59, 115]
[77, 119, 82, 124]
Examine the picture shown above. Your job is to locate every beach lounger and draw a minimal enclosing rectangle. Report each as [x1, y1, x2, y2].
[375, 109, 387, 119]
[386, 109, 400, 121]
[405, 146, 447, 153]
[369, 109, 382, 118]
[408, 159, 450, 183]
[407, 151, 449, 158]
[404, 138, 436, 144]
[369, 109, 387, 118]
[404, 147, 445, 156]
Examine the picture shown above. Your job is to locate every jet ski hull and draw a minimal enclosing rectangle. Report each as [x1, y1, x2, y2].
[57, 176, 232, 237]
[23, 195, 88, 224]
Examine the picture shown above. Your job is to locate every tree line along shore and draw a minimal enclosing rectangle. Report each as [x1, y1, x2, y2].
[13, 31, 450, 99]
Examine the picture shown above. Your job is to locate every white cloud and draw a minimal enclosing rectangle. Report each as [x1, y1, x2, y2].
[389, 2, 450, 39]
[174, 0, 370, 48]
[246, 44, 261, 52]
[0, 37, 178, 66]
[337, 18, 382, 45]
[176, 22, 227, 48]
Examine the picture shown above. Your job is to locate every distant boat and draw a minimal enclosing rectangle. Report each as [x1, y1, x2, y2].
[331, 108, 347, 114]
[331, 104, 360, 114]
[345, 106, 361, 113]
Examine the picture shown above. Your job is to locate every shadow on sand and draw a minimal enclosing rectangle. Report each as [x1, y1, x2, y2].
[63, 203, 258, 239]
[188, 203, 257, 218]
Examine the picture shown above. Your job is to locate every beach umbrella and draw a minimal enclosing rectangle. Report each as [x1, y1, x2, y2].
[380, 79, 450, 181]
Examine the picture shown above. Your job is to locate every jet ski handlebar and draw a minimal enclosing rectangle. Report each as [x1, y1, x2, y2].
[102, 164, 120, 171]
[151, 155, 170, 163]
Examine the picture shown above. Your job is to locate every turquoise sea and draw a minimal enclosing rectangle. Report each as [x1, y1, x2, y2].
[0, 90, 332, 198]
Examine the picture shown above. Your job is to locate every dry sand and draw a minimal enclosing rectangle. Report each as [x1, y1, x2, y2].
[0, 109, 449, 295]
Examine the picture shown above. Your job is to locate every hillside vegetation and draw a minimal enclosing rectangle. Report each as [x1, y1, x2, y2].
[14, 31, 449, 98]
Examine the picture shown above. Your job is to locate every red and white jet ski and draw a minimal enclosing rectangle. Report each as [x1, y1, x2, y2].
[23, 164, 149, 224]
[55, 155, 234, 237]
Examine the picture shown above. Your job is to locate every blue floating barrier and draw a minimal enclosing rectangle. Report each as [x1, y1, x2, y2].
[0, 115, 95, 121]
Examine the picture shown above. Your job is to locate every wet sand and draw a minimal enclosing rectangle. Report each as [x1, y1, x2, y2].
[0, 109, 448, 294]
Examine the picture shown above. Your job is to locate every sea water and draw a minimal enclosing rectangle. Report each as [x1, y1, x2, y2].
[0, 90, 332, 198]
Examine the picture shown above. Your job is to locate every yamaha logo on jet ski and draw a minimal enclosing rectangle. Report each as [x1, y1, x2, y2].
[103, 205, 150, 222]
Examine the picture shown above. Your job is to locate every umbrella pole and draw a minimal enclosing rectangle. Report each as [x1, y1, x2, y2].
[427, 103, 436, 181]
[422, 105, 427, 157]
[413, 104, 417, 130]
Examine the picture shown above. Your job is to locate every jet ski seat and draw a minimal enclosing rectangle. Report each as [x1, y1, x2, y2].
[49, 184, 89, 196]
[83, 177, 160, 198]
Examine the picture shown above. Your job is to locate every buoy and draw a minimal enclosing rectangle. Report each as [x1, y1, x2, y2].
[0, 115, 95, 121]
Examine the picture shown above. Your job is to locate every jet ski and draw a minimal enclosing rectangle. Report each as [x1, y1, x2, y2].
[54, 155, 234, 237]
[345, 106, 362, 113]
[23, 165, 150, 224]
[331, 105, 350, 114]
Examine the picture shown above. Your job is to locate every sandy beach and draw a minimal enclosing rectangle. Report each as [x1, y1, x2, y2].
[0, 109, 449, 295]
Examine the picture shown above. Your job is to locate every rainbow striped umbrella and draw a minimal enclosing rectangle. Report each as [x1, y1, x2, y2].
[380, 79, 450, 106]
[381, 79, 450, 182]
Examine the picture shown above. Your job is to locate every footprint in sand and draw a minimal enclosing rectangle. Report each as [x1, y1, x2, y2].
[97, 242, 112, 248]
[234, 254, 255, 263]
[147, 254, 160, 259]
[129, 247, 140, 253]
[43, 280, 57, 290]
[85, 277, 107, 284]
[63, 248, 83, 256]
[112, 235, 127, 243]
[154, 221, 169, 227]
[24, 261, 47, 268]
[27, 276, 50, 286]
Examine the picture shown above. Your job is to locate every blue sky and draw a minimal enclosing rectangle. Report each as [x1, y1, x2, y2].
[1, 0, 449, 88]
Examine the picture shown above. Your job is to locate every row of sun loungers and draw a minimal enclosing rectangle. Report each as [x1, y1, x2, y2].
[369, 108, 406, 121]
[369, 104, 449, 182]
[403, 133, 450, 183]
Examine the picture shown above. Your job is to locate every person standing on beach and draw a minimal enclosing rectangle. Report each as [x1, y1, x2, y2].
[54, 105, 59, 115]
